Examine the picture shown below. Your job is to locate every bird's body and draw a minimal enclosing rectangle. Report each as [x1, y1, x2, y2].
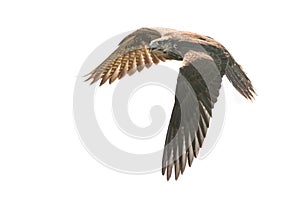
[85, 27, 256, 180]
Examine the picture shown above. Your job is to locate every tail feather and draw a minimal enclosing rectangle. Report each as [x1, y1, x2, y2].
[225, 63, 256, 100]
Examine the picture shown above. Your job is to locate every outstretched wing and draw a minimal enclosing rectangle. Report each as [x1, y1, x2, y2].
[85, 28, 168, 85]
[162, 51, 223, 180]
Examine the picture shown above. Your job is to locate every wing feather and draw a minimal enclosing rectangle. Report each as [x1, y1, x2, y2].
[85, 28, 166, 85]
[84, 28, 255, 181]
[162, 50, 223, 180]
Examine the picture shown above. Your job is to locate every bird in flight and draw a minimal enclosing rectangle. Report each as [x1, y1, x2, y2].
[85, 27, 256, 180]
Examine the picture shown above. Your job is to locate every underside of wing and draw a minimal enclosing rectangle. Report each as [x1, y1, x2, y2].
[162, 51, 223, 180]
[85, 28, 169, 86]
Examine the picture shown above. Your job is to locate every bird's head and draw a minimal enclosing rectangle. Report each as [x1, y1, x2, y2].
[149, 37, 183, 60]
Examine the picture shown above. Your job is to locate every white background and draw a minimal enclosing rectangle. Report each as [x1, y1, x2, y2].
[1, 0, 300, 198]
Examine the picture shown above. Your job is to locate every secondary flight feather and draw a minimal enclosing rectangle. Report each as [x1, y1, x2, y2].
[85, 27, 256, 180]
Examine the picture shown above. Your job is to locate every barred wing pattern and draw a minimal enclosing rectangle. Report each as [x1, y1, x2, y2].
[85, 27, 256, 181]
[85, 28, 168, 85]
[162, 51, 223, 180]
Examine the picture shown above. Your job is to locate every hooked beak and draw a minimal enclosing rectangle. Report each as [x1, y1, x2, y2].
[150, 46, 165, 54]
[149, 41, 162, 52]
[151, 47, 159, 52]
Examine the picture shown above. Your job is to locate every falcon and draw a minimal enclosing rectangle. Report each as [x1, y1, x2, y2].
[85, 27, 256, 180]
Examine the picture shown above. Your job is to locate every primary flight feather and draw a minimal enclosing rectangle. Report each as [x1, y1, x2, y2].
[85, 27, 256, 180]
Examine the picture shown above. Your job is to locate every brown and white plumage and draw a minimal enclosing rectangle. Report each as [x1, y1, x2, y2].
[85, 28, 171, 85]
[85, 27, 256, 180]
